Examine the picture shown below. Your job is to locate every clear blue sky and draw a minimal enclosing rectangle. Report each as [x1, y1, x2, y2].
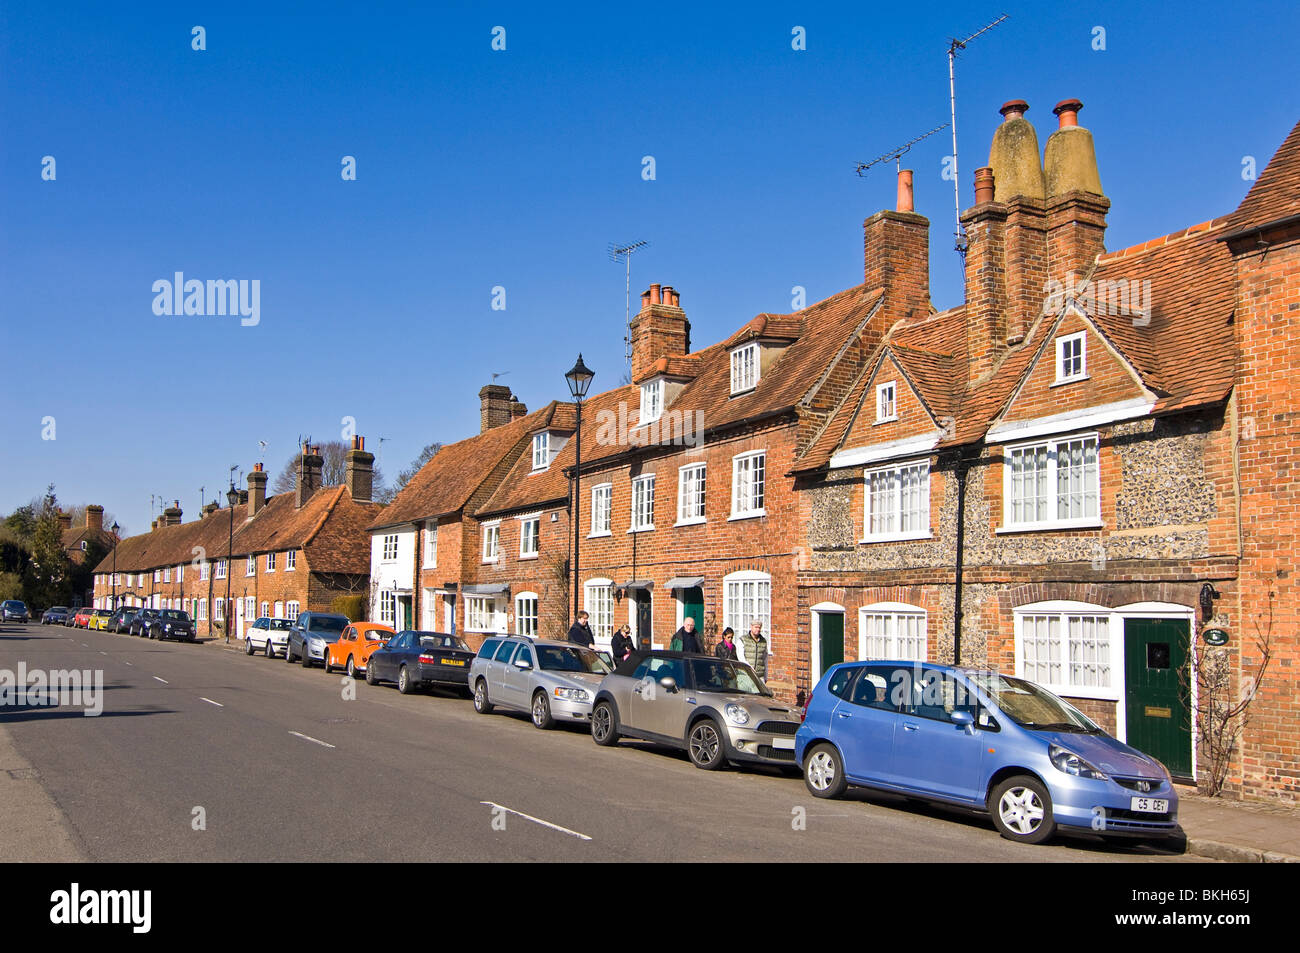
[2, 1, 1295, 534]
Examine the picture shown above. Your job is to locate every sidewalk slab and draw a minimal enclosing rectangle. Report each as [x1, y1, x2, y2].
[1175, 784, 1300, 862]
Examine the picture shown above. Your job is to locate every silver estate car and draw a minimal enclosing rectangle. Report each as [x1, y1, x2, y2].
[470, 636, 613, 729]
[591, 651, 804, 770]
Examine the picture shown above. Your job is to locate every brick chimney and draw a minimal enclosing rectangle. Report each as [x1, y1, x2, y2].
[85, 504, 104, 532]
[247, 462, 267, 519]
[202, 500, 219, 518]
[510, 398, 528, 419]
[57, 510, 73, 532]
[862, 169, 931, 325]
[479, 384, 515, 432]
[630, 283, 691, 383]
[1044, 98, 1109, 284]
[296, 442, 324, 508]
[163, 501, 183, 526]
[345, 435, 375, 503]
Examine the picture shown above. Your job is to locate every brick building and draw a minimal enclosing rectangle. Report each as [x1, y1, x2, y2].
[91, 439, 380, 639]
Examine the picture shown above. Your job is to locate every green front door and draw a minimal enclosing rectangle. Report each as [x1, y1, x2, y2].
[682, 588, 704, 632]
[1124, 618, 1192, 778]
[819, 612, 844, 678]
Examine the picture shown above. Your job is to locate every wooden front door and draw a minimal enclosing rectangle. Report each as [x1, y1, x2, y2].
[819, 611, 844, 681]
[1124, 618, 1193, 778]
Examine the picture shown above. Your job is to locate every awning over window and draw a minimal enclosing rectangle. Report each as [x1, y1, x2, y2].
[664, 576, 704, 590]
[621, 580, 653, 591]
[463, 583, 511, 595]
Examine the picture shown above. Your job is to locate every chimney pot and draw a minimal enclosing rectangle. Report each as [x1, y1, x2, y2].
[896, 169, 915, 213]
[649, 283, 661, 305]
[973, 167, 996, 205]
[999, 99, 1029, 121]
[1053, 99, 1082, 128]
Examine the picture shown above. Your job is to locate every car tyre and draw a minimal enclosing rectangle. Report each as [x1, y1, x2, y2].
[322, 653, 333, 674]
[531, 691, 555, 730]
[687, 718, 727, 770]
[347, 656, 358, 679]
[366, 661, 379, 686]
[473, 679, 494, 714]
[591, 700, 619, 746]
[245, 637, 255, 656]
[398, 665, 415, 695]
[265, 640, 275, 658]
[803, 743, 848, 799]
[989, 775, 1057, 845]
[285, 641, 296, 663]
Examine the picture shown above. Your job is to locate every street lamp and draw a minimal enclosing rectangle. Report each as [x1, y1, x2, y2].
[110, 521, 120, 609]
[565, 354, 594, 621]
[226, 483, 238, 643]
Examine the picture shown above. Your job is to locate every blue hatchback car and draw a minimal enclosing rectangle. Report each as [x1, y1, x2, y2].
[795, 662, 1181, 845]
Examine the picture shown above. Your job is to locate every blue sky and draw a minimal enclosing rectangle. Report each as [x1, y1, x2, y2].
[2, 1, 1296, 533]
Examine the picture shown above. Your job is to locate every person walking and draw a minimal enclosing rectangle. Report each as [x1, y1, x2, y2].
[714, 626, 738, 660]
[670, 616, 702, 653]
[611, 623, 634, 663]
[741, 621, 768, 680]
[567, 610, 594, 648]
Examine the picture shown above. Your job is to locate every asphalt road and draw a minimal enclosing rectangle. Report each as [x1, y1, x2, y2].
[0, 621, 1197, 863]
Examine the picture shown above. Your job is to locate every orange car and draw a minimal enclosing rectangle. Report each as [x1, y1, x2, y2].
[323, 622, 396, 678]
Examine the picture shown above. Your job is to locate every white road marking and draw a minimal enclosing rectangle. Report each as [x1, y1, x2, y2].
[200, 697, 223, 707]
[124, 661, 133, 666]
[289, 731, 335, 749]
[480, 801, 593, 841]
[99, 651, 107, 656]
[152, 676, 168, 684]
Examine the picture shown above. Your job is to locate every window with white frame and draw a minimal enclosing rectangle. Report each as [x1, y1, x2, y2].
[198, 599, 208, 621]
[1004, 434, 1100, 529]
[153, 569, 160, 583]
[724, 571, 771, 666]
[246, 555, 255, 576]
[1055, 332, 1086, 383]
[286, 549, 296, 571]
[286, 601, 300, 621]
[215, 559, 226, 579]
[273, 600, 284, 619]
[532, 432, 550, 471]
[214, 598, 224, 622]
[677, 463, 707, 523]
[584, 579, 614, 645]
[380, 535, 397, 562]
[267, 551, 277, 572]
[863, 460, 930, 540]
[199, 561, 209, 581]
[731, 451, 766, 518]
[519, 517, 540, 558]
[515, 592, 539, 637]
[590, 484, 612, 536]
[876, 381, 897, 422]
[859, 604, 927, 661]
[730, 342, 759, 394]
[482, 522, 501, 562]
[245, 596, 255, 621]
[631, 475, 655, 531]
[163, 566, 171, 582]
[425, 524, 438, 566]
[176, 564, 183, 582]
[378, 590, 395, 626]
[467, 595, 503, 633]
[1017, 604, 1113, 696]
[260, 601, 269, 619]
[640, 379, 663, 424]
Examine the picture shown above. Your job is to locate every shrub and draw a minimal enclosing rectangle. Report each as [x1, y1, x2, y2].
[331, 595, 367, 622]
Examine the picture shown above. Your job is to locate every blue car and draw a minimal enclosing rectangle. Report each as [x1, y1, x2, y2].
[796, 662, 1181, 845]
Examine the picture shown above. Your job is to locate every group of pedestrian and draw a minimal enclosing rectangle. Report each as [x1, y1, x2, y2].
[565, 610, 769, 679]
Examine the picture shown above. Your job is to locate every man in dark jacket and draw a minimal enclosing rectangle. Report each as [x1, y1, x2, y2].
[567, 611, 594, 647]
[671, 616, 702, 654]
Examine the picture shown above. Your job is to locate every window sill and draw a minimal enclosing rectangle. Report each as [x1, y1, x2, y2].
[674, 517, 707, 527]
[587, 531, 612, 539]
[729, 385, 758, 398]
[1051, 374, 1090, 388]
[873, 416, 898, 426]
[481, 558, 500, 565]
[996, 519, 1103, 534]
[728, 510, 766, 522]
[627, 526, 655, 534]
[518, 553, 539, 561]
[860, 532, 932, 544]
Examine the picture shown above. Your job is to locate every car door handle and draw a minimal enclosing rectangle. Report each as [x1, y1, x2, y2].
[903, 723, 919, 731]
[836, 712, 851, 719]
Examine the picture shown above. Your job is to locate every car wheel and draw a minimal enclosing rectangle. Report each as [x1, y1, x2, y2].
[804, 743, 848, 799]
[531, 691, 555, 730]
[265, 640, 274, 658]
[398, 665, 415, 695]
[322, 653, 333, 674]
[687, 719, 727, 770]
[365, 661, 378, 686]
[245, 637, 255, 655]
[591, 700, 619, 746]
[989, 775, 1057, 845]
[346, 656, 357, 679]
[473, 679, 494, 714]
[285, 642, 296, 663]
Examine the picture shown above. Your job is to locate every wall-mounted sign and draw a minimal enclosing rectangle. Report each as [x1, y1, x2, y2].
[1203, 628, 1229, 646]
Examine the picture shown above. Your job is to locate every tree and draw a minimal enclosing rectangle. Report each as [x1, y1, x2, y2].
[270, 441, 388, 499]
[24, 485, 72, 610]
[391, 442, 443, 496]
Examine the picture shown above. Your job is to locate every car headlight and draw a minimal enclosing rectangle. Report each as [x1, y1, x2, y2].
[724, 704, 751, 726]
[1049, 743, 1108, 780]
[553, 687, 591, 702]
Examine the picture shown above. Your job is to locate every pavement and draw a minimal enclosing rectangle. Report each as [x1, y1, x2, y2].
[1174, 786, 1300, 862]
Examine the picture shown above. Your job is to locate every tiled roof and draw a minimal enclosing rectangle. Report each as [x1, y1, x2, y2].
[1224, 119, 1300, 231]
[372, 401, 567, 528]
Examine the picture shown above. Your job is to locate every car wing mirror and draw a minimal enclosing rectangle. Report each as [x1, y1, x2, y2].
[950, 710, 975, 727]
[659, 676, 678, 693]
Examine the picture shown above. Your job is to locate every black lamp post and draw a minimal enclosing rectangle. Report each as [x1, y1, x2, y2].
[110, 521, 120, 609]
[226, 483, 238, 643]
[565, 354, 594, 621]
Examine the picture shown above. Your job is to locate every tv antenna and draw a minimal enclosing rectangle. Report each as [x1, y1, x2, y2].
[199, 486, 205, 517]
[947, 14, 1008, 260]
[608, 240, 650, 369]
[491, 371, 510, 383]
[855, 122, 950, 177]
[258, 440, 267, 461]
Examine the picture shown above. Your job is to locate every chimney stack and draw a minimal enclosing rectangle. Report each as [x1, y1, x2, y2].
[296, 442, 324, 508]
[57, 510, 73, 532]
[345, 435, 375, 503]
[163, 501, 182, 526]
[202, 500, 219, 518]
[1044, 98, 1109, 283]
[510, 398, 528, 419]
[85, 504, 104, 532]
[862, 171, 931, 326]
[630, 283, 691, 383]
[247, 462, 267, 519]
[479, 384, 515, 432]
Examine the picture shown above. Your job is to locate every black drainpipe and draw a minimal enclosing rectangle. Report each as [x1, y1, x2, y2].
[951, 446, 976, 666]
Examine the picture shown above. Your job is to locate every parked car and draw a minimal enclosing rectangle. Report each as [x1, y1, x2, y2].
[72, 607, 94, 628]
[244, 617, 293, 657]
[142, 609, 195, 642]
[590, 651, 803, 770]
[129, 608, 161, 636]
[88, 608, 114, 630]
[285, 612, 350, 667]
[107, 607, 138, 634]
[796, 662, 1181, 845]
[366, 631, 475, 694]
[323, 622, 396, 676]
[41, 606, 70, 625]
[470, 636, 613, 729]
[2, 600, 31, 623]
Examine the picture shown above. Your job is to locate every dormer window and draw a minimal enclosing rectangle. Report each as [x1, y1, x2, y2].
[730, 342, 760, 395]
[876, 381, 897, 422]
[640, 379, 663, 424]
[532, 432, 550, 471]
[1055, 332, 1087, 383]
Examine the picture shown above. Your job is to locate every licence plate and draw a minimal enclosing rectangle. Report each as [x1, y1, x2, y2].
[1130, 797, 1169, 813]
[441, 659, 465, 666]
[771, 738, 795, 750]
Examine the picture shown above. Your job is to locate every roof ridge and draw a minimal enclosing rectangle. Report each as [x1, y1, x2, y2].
[1097, 217, 1227, 263]
[302, 485, 344, 548]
